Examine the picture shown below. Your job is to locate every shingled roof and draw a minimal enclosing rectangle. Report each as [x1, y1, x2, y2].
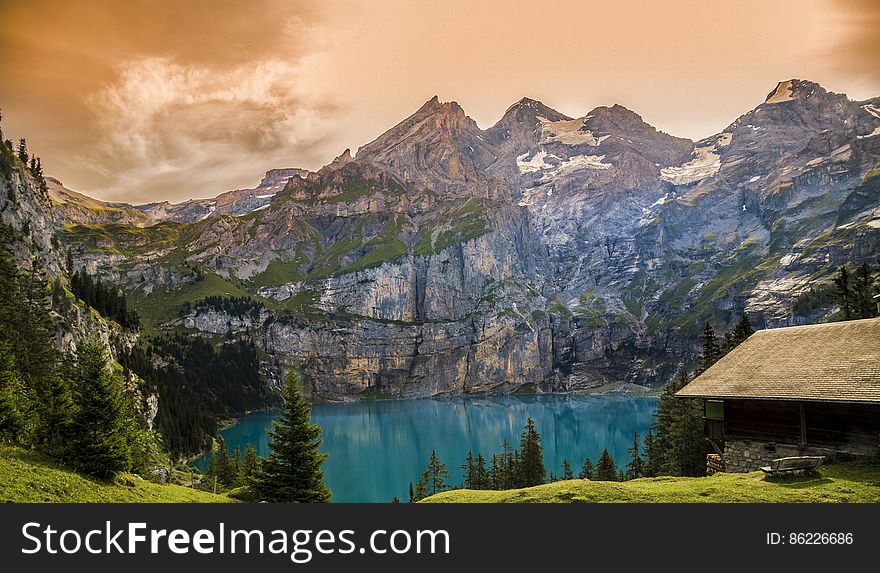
[676, 317, 880, 404]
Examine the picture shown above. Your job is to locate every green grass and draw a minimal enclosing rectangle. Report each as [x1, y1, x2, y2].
[130, 271, 252, 334]
[0, 445, 233, 503]
[422, 460, 880, 503]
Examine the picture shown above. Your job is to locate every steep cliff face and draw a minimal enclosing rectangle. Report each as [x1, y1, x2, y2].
[1, 147, 154, 424]
[56, 81, 880, 400]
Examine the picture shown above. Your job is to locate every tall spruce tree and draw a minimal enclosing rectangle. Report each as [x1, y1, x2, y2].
[625, 431, 644, 480]
[68, 339, 131, 478]
[641, 429, 661, 478]
[833, 265, 853, 320]
[697, 323, 722, 373]
[253, 371, 331, 503]
[419, 449, 450, 496]
[595, 449, 619, 481]
[518, 417, 545, 487]
[852, 262, 876, 319]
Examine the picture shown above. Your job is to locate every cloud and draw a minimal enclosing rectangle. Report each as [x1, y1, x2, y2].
[82, 57, 340, 202]
[824, 0, 880, 83]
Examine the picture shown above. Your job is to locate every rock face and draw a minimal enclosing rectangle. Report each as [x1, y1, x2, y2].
[56, 80, 880, 400]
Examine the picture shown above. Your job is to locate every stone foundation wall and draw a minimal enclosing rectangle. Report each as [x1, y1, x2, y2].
[722, 439, 878, 473]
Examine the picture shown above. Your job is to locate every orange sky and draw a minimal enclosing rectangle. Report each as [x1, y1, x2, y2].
[1, 0, 878, 203]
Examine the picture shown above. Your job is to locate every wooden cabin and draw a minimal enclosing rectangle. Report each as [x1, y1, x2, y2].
[676, 317, 880, 472]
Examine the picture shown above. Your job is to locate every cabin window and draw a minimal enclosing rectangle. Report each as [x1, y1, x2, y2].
[705, 400, 724, 420]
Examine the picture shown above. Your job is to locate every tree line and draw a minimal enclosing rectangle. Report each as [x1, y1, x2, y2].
[70, 269, 141, 329]
[120, 334, 276, 458]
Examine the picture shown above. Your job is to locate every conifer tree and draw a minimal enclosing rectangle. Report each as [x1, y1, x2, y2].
[419, 449, 449, 496]
[852, 262, 876, 319]
[413, 478, 428, 502]
[68, 339, 132, 478]
[561, 458, 574, 480]
[474, 453, 490, 489]
[578, 457, 594, 480]
[409, 481, 415, 503]
[244, 445, 259, 478]
[727, 315, 754, 350]
[625, 431, 644, 480]
[833, 265, 853, 320]
[697, 323, 722, 373]
[518, 417, 545, 487]
[16, 138, 27, 164]
[642, 429, 661, 478]
[595, 449, 619, 481]
[253, 371, 331, 503]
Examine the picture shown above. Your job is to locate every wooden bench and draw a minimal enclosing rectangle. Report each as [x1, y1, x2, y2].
[760, 456, 824, 475]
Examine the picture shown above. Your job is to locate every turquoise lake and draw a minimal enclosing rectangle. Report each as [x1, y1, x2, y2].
[195, 395, 658, 503]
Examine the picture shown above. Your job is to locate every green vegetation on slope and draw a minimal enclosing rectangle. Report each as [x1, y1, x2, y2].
[422, 460, 880, 503]
[0, 445, 232, 503]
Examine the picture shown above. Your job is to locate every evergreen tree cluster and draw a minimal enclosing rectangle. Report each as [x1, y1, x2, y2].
[409, 417, 547, 501]
[0, 224, 156, 478]
[120, 334, 275, 457]
[0, 112, 47, 195]
[70, 269, 140, 329]
[201, 439, 260, 493]
[645, 315, 754, 477]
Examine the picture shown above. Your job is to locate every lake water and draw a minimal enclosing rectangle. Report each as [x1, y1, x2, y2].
[195, 395, 658, 503]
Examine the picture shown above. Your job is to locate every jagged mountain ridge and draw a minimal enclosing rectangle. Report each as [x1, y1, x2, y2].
[52, 79, 880, 399]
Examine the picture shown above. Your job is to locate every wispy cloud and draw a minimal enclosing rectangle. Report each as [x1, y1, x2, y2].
[83, 57, 339, 202]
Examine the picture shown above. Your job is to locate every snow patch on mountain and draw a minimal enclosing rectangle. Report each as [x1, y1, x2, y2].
[660, 144, 721, 185]
[538, 117, 608, 146]
[517, 151, 554, 173]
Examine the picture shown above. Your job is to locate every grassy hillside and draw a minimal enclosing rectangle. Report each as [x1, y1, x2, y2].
[423, 460, 880, 503]
[0, 445, 233, 503]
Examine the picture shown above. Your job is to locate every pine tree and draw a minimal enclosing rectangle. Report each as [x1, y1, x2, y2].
[578, 457, 594, 480]
[252, 371, 331, 502]
[653, 372, 708, 477]
[419, 449, 449, 496]
[697, 323, 721, 373]
[461, 450, 477, 489]
[243, 445, 259, 479]
[833, 265, 853, 320]
[642, 429, 661, 478]
[561, 458, 574, 480]
[67, 339, 132, 478]
[727, 315, 754, 350]
[852, 262, 876, 319]
[409, 481, 415, 503]
[413, 478, 428, 502]
[16, 138, 28, 164]
[518, 417, 545, 487]
[474, 453, 490, 489]
[625, 431, 644, 480]
[595, 449, 619, 481]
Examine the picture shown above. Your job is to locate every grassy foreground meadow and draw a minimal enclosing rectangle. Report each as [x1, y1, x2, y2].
[423, 460, 880, 503]
[0, 445, 232, 503]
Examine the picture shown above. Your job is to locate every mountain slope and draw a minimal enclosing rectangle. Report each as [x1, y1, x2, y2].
[49, 79, 880, 399]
